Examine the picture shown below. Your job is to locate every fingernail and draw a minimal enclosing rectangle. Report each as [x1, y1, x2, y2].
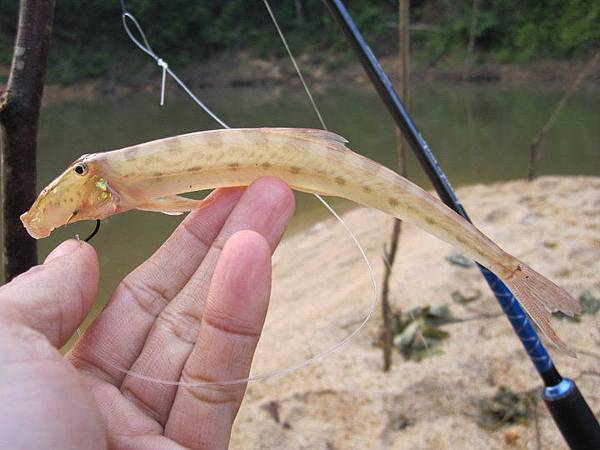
[45, 239, 82, 263]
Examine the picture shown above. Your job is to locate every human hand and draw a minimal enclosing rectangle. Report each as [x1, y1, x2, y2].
[0, 178, 295, 450]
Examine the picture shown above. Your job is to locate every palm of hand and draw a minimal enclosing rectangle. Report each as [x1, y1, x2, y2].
[0, 179, 294, 450]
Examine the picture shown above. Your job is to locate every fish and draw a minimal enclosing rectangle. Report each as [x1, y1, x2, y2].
[20, 128, 581, 354]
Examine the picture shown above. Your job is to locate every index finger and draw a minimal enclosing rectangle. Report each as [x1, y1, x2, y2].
[164, 230, 273, 448]
[69, 188, 245, 384]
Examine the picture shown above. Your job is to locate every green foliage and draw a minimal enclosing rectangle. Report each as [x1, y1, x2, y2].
[0, 0, 597, 84]
[557, 290, 600, 321]
[392, 304, 453, 361]
[477, 386, 536, 430]
[412, 0, 599, 65]
[579, 290, 600, 315]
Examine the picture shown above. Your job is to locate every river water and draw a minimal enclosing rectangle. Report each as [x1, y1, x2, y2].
[6, 81, 599, 315]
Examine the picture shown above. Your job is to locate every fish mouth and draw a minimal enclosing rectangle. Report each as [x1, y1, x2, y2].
[20, 211, 51, 239]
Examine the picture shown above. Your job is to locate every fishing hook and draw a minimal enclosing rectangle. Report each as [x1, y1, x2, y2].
[84, 220, 101, 242]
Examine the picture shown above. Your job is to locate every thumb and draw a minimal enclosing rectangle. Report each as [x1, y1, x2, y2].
[0, 239, 99, 348]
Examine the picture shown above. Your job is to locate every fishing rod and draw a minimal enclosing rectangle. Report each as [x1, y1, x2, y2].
[321, 1, 600, 448]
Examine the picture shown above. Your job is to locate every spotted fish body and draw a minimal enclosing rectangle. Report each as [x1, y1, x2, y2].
[21, 128, 581, 354]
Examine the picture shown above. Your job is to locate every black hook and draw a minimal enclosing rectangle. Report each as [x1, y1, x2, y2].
[84, 220, 101, 242]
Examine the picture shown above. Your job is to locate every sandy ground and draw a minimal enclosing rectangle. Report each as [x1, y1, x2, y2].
[229, 176, 600, 450]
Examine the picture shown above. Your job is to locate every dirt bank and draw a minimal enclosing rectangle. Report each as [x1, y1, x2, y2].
[2, 54, 597, 106]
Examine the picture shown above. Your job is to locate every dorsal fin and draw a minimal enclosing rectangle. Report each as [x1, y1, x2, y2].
[264, 128, 349, 147]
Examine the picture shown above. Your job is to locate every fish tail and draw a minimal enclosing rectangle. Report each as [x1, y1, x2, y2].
[502, 263, 581, 357]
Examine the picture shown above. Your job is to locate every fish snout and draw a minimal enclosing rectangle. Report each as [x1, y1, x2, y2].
[20, 211, 51, 239]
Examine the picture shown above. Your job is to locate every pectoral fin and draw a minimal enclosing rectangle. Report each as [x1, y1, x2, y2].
[137, 195, 203, 215]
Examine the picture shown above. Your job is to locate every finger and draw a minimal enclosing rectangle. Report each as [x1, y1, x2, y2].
[120, 178, 294, 424]
[0, 239, 98, 348]
[165, 230, 272, 449]
[68, 188, 244, 384]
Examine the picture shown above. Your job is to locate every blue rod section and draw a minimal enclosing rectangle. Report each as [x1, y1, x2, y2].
[479, 267, 552, 374]
[320, 0, 556, 380]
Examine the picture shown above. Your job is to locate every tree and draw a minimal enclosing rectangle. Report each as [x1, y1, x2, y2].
[0, 0, 55, 281]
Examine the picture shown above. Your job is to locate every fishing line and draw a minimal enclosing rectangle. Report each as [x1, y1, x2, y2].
[263, 0, 380, 356]
[101, 198, 376, 387]
[262, 0, 327, 131]
[265, 1, 446, 387]
[97, 0, 378, 387]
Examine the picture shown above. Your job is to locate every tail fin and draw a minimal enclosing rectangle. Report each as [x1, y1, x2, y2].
[503, 264, 581, 357]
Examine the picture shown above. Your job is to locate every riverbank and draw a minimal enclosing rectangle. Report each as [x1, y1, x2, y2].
[231, 176, 599, 449]
[2, 53, 598, 106]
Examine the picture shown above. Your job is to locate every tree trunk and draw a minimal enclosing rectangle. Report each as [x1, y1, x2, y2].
[0, 0, 55, 282]
[381, 0, 409, 372]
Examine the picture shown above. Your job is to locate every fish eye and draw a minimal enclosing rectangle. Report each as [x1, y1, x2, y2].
[74, 164, 88, 176]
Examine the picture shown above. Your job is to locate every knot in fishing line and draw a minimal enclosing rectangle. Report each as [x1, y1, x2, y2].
[121, 10, 168, 105]
[157, 59, 168, 106]
[120, 2, 227, 123]
[157, 58, 168, 69]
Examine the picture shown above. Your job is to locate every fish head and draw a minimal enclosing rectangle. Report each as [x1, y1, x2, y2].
[21, 156, 118, 239]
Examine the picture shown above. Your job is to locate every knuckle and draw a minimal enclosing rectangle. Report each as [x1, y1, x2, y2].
[120, 386, 165, 426]
[180, 368, 245, 407]
[155, 306, 202, 344]
[180, 220, 213, 251]
[203, 312, 262, 340]
[118, 278, 170, 318]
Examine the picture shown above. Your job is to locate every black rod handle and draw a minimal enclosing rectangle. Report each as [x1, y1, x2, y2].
[543, 379, 600, 449]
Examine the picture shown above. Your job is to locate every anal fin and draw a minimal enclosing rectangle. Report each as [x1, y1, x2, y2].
[137, 195, 203, 215]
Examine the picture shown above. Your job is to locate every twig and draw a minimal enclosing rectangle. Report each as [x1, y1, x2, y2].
[446, 312, 503, 324]
[572, 348, 600, 360]
[462, 0, 480, 80]
[576, 370, 600, 379]
[380, 0, 410, 372]
[527, 50, 599, 180]
[534, 396, 542, 450]
[380, 245, 395, 370]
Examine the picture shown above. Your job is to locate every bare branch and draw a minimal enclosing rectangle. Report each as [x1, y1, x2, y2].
[381, 0, 410, 372]
[527, 50, 599, 181]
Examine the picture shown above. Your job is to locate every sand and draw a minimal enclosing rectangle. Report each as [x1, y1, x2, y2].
[229, 176, 599, 450]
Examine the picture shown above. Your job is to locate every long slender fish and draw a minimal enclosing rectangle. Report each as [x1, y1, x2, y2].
[21, 128, 580, 354]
